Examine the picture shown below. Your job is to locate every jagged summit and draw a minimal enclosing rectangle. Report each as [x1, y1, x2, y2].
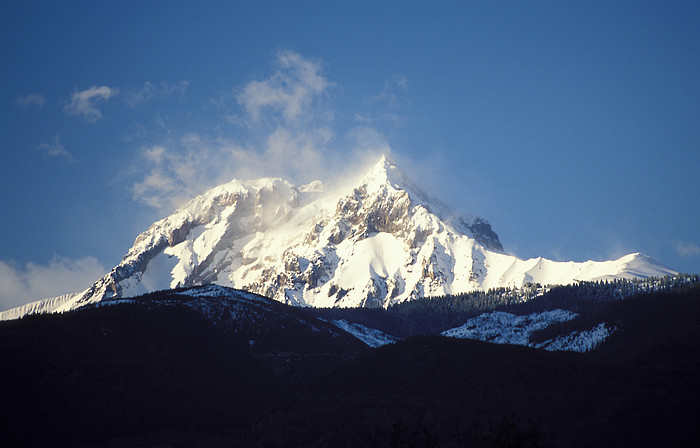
[358, 156, 439, 208]
[360, 155, 404, 193]
[360, 157, 427, 203]
[356, 156, 504, 252]
[0, 155, 676, 320]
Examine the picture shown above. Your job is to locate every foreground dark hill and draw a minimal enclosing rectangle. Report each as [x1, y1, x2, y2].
[0, 304, 274, 447]
[249, 284, 700, 447]
[120, 284, 369, 367]
[309, 274, 700, 339]
[0, 282, 698, 447]
[0, 286, 366, 447]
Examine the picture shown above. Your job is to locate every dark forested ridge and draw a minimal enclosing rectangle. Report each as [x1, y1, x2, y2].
[0, 304, 276, 447]
[1, 276, 698, 447]
[309, 274, 700, 338]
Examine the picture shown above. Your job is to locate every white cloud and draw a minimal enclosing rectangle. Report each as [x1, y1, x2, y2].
[39, 136, 73, 161]
[132, 137, 248, 210]
[15, 93, 46, 108]
[130, 51, 391, 212]
[132, 126, 337, 211]
[355, 74, 409, 129]
[125, 80, 189, 106]
[236, 49, 332, 125]
[353, 113, 371, 123]
[64, 85, 119, 121]
[371, 74, 407, 108]
[132, 52, 338, 210]
[0, 256, 106, 311]
[345, 126, 392, 155]
[676, 241, 700, 257]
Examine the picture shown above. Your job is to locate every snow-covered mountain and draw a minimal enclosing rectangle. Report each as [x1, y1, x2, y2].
[1, 156, 675, 320]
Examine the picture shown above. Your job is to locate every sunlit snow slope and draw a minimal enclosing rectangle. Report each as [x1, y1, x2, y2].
[1, 156, 675, 320]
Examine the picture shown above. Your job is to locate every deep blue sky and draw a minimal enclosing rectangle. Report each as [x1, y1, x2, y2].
[1, 1, 699, 309]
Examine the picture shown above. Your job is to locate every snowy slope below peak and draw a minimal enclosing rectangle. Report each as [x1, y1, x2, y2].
[477, 251, 675, 290]
[0, 293, 80, 321]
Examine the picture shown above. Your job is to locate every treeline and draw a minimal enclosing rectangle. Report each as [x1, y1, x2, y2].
[308, 274, 700, 338]
[529, 278, 700, 348]
[310, 287, 526, 337]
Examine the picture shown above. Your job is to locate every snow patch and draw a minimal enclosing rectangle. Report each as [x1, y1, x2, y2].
[329, 319, 399, 347]
[535, 322, 615, 353]
[441, 310, 578, 346]
[441, 310, 616, 352]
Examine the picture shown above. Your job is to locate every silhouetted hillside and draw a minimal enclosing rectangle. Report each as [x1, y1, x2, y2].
[0, 304, 275, 447]
[1, 280, 698, 447]
[309, 274, 700, 339]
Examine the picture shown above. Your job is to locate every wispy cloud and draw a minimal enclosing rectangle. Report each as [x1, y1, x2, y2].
[675, 241, 700, 257]
[352, 113, 372, 123]
[355, 74, 408, 130]
[131, 138, 246, 210]
[131, 126, 336, 211]
[0, 256, 106, 311]
[125, 81, 189, 106]
[371, 74, 407, 108]
[15, 93, 46, 108]
[236, 50, 332, 125]
[39, 136, 73, 161]
[64, 85, 119, 121]
[131, 50, 390, 212]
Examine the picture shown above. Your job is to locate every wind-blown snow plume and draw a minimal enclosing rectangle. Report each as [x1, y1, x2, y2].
[131, 50, 389, 213]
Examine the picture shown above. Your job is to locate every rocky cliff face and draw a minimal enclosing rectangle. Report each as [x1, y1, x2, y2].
[1, 156, 676, 320]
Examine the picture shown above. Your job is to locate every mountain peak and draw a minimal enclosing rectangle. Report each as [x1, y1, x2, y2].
[359, 155, 404, 193]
